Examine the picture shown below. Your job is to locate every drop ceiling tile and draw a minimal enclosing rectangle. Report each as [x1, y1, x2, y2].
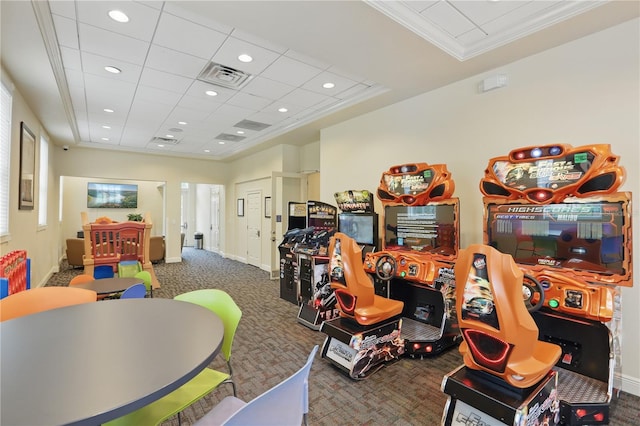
[420, 1, 476, 38]
[260, 100, 305, 118]
[145, 44, 208, 79]
[80, 51, 143, 83]
[52, 14, 79, 49]
[162, 2, 233, 35]
[185, 80, 236, 103]
[49, 1, 77, 20]
[75, 1, 160, 42]
[242, 76, 295, 100]
[261, 55, 323, 87]
[245, 111, 286, 126]
[135, 85, 183, 106]
[205, 103, 255, 126]
[452, 0, 532, 26]
[480, 1, 561, 35]
[84, 74, 136, 109]
[283, 50, 330, 71]
[153, 11, 228, 60]
[279, 88, 330, 109]
[139, 67, 193, 94]
[165, 106, 211, 123]
[79, 23, 150, 66]
[60, 46, 82, 71]
[211, 36, 281, 76]
[230, 28, 288, 55]
[177, 94, 223, 114]
[301, 71, 358, 96]
[226, 92, 273, 111]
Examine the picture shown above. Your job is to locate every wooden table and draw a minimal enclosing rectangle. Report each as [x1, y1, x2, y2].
[0, 298, 223, 425]
[72, 276, 142, 295]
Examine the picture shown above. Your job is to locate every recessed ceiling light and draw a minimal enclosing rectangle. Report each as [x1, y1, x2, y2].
[104, 66, 121, 74]
[218, 141, 225, 145]
[165, 134, 174, 138]
[205, 90, 218, 97]
[101, 137, 109, 141]
[108, 10, 129, 23]
[104, 108, 114, 113]
[278, 107, 288, 113]
[236, 130, 245, 134]
[238, 54, 253, 63]
[157, 144, 165, 148]
[204, 149, 210, 153]
[178, 121, 187, 125]
[322, 82, 335, 89]
[102, 125, 111, 129]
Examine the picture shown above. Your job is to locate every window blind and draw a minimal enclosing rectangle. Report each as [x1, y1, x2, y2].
[0, 81, 12, 237]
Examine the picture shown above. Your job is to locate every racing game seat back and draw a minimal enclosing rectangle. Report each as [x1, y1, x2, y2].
[329, 233, 403, 326]
[454, 244, 561, 388]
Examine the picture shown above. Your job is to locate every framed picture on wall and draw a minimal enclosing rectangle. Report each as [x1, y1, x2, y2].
[19, 122, 35, 210]
[264, 197, 271, 218]
[237, 198, 244, 217]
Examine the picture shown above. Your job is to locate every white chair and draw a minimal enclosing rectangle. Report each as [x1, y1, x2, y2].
[194, 345, 318, 426]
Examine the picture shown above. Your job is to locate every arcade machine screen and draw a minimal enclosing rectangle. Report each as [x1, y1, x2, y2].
[486, 200, 630, 279]
[384, 202, 458, 257]
[338, 213, 378, 246]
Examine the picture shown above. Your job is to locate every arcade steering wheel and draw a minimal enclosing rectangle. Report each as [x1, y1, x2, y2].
[522, 274, 545, 313]
[375, 254, 397, 281]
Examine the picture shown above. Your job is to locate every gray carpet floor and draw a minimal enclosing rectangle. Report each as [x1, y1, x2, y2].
[46, 248, 640, 425]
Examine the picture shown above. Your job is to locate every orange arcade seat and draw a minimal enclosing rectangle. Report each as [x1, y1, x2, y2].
[454, 244, 561, 389]
[329, 232, 403, 326]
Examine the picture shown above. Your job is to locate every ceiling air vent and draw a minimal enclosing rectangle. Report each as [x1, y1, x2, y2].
[150, 136, 180, 145]
[216, 133, 246, 142]
[198, 62, 252, 89]
[234, 119, 271, 131]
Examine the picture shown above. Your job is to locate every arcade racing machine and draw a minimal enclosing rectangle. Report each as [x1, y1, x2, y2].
[479, 143, 632, 425]
[364, 163, 462, 357]
[296, 201, 338, 330]
[321, 163, 463, 379]
[441, 244, 562, 426]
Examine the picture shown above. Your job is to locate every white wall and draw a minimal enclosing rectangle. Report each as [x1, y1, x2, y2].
[320, 19, 640, 395]
[60, 176, 165, 240]
[1, 76, 60, 289]
[54, 147, 230, 262]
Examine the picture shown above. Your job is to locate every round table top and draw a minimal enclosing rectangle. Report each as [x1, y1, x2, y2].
[0, 298, 224, 425]
[73, 276, 143, 294]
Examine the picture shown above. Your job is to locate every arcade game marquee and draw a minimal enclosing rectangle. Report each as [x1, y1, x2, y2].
[442, 144, 633, 425]
[321, 163, 463, 379]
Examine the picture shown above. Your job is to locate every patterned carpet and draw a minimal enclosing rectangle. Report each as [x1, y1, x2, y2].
[47, 248, 640, 425]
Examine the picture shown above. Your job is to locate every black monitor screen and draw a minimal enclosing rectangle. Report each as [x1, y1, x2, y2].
[338, 213, 378, 246]
[486, 201, 629, 277]
[384, 202, 458, 256]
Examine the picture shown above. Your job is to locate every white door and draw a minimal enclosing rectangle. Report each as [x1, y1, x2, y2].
[210, 186, 220, 253]
[247, 191, 261, 267]
[180, 185, 189, 246]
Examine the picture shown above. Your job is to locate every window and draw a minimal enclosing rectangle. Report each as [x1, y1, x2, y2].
[0, 80, 12, 238]
[38, 135, 48, 226]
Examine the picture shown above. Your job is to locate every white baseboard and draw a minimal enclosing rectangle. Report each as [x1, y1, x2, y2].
[618, 372, 640, 397]
[165, 256, 182, 263]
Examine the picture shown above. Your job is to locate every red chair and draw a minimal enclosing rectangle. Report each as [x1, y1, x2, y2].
[454, 244, 561, 388]
[329, 233, 403, 326]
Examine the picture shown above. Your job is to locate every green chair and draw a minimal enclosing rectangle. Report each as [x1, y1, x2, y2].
[105, 289, 242, 426]
[134, 270, 153, 298]
[118, 260, 142, 278]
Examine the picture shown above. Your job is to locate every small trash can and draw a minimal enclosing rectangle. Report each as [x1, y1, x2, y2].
[194, 232, 203, 249]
